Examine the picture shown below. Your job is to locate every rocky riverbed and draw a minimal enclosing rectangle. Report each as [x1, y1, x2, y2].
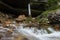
[0, 11, 60, 40]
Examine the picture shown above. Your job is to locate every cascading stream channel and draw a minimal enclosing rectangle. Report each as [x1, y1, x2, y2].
[17, 24, 60, 40]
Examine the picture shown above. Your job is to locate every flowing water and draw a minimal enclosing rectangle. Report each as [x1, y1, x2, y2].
[0, 24, 60, 40]
[17, 24, 60, 40]
[28, 3, 31, 16]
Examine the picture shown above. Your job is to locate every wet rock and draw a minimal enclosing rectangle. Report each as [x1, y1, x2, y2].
[15, 15, 26, 23]
[14, 34, 28, 40]
[0, 34, 3, 39]
[24, 23, 39, 28]
[54, 24, 60, 31]
[0, 25, 17, 40]
[48, 10, 60, 31]
[48, 9, 60, 24]
[1, 37, 14, 40]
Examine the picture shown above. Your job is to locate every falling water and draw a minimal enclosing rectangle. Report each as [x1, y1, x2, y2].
[28, 3, 31, 17]
[17, 24, 60, 40]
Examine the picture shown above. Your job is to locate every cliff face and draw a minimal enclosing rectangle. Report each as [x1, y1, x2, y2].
[1, 0, 28, 9]
[0, 0, 47, 17]
[0, 0, 29, 17]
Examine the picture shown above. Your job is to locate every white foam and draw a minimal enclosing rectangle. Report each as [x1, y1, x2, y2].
[17, 25, 60, 40]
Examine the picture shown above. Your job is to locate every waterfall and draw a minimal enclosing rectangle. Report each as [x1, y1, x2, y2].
[28, 3, 31, 17]
[17, 24, 60, 40]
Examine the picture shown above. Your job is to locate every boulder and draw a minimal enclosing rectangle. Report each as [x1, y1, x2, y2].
[15, 15, 26, 22]
[48, 9, 60, 24]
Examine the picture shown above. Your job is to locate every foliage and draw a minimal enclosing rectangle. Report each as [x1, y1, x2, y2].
[47, 0, 60, 10]
[24, 17, 33, 23]
[36, 8, 60, 27]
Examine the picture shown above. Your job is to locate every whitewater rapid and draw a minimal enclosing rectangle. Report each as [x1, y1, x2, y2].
[17, 24, 60, 40]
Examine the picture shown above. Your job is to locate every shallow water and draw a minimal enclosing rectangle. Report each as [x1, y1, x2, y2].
[0, 24, 60, 40]
[17, 24, 60, 40]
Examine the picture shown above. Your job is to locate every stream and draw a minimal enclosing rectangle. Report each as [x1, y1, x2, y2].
[17, 24, 60, 40]
[0, 24, 60, 40]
